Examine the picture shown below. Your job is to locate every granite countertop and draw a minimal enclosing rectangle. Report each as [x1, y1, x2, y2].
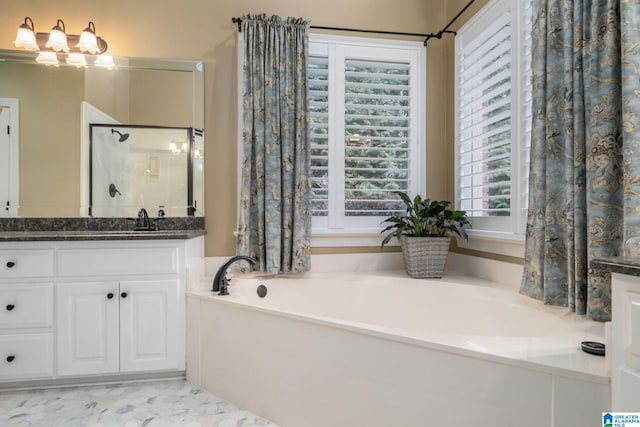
[0, 217, 206, 241]
[0, 229, 207, 242]
[591, 256, 640, 277]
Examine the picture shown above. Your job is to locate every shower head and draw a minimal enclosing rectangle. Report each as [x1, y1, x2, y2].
[111, 129, 130, 142]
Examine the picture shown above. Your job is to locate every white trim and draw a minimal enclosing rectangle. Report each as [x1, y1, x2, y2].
[0, 98, 19, 217]
[454, 0, 531, 243]
[309, 34, 426, 242]
[236, 31, 244, 240]
[309, 33, 427, 51]
[80, 102, 119, 217]
[311, 231, 397, 248]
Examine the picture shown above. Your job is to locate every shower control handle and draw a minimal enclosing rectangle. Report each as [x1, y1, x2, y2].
[6, 355, 15, 363]
[6, 304, 15, 311]
[6, 261, 15, 268]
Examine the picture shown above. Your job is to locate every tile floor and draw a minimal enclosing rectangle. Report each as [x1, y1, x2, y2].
[0, 379, 279, 427]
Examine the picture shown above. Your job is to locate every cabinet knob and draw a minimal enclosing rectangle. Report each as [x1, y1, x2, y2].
[6, 261, 15, 268]
[6, 355, 15, 363]
[107, 293, 114, 299]
[6, 304, 15, 311]
[121, 292, 128, 299]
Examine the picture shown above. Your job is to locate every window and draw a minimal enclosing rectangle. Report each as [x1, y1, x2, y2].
[455, 0, 532, 237]
[308, 35, 425, 245]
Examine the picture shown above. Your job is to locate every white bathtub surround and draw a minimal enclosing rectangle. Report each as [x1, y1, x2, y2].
[446, 251, 524, 290]
[198, 251, 522, 290]
[187, 268, 610, 427]
[0, 379, 278, 426]
[199, 251, 405, 286]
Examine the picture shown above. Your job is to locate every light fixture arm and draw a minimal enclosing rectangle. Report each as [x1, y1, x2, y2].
[21, 17, 35, 32]
[52, 19, 66, 33]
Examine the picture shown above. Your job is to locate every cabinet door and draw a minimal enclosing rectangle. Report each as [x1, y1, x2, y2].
[119, 280, 181, 372]
[57, 282, 119, 376]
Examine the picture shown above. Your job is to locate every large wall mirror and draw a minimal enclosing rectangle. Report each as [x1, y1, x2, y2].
[0, 49, 204, 218]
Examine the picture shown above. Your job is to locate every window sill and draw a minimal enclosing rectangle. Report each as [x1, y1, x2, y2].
[311, 230, 526, 255]
[311, 231, 395, 248]
[455, 230, 525, 258]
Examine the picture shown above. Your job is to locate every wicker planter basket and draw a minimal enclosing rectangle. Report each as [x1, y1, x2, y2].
[400, 236, 451, 278]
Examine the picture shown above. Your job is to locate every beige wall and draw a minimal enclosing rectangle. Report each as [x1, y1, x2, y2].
[0, 0, 487, 257]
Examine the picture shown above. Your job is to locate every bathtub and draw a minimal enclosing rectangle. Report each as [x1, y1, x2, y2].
[187, 271, 610, 427]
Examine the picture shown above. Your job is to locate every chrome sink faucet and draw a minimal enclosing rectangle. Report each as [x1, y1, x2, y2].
[212, 255, 257, 295]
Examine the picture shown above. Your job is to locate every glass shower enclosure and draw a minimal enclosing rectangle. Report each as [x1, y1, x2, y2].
[89, 124, 201, 218]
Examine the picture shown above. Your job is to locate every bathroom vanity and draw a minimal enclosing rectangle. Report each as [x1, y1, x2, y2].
[0, 226, 204, 388]
[591, 257, 640, 411]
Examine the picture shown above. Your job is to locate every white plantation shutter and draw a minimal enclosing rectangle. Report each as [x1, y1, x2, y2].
[309, 36, 424, 235]
[455, 0, 532, 235]
[518, 0, 533, 232]
[343, 58, 411, 217]
[309, 55, 330, 217]
[457, 12, 512, 219]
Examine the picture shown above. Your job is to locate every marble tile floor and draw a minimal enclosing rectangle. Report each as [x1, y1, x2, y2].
[0, 379, 280, 427]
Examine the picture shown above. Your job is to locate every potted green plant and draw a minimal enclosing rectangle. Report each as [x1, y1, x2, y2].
[381, 191, 470, 278]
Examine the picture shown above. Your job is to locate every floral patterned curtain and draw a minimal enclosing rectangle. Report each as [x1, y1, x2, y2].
[236, 13, 312, 274]
[521, 0, 640, 321]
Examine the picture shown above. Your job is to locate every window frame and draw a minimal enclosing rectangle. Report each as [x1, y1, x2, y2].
[454, 0, 532, 255]
[308, 34, 426, 247]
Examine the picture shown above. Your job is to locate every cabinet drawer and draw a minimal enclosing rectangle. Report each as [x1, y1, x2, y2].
[0, 283, 54, 329]
[57, 247, 179, 277]
[0, 333, 54, 381]
[0, 250, 55, 278]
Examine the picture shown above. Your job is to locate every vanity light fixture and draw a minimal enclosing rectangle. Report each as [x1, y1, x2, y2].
[45, 19, 69, 52]
[13, 16, 109, 65]
[77, 21, 100, 54]
[13, 17, 39, 51]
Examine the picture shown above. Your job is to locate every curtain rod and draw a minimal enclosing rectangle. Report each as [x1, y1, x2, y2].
[231, 0, 475, 46]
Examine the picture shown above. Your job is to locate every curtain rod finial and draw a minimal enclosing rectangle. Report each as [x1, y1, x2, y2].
[232, 17, 242, 32]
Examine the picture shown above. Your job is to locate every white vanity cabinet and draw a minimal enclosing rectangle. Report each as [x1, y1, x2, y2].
[611, 272, 640, 410]
[0, 236, 203, 386]
[0, 250, 55, 381]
